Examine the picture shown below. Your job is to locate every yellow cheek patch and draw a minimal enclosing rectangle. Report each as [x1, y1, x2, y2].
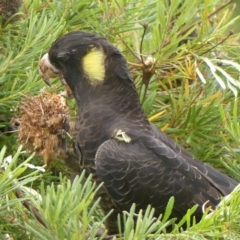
[82, 48, 106, 86]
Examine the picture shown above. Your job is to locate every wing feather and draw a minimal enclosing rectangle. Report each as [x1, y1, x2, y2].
[149, 123, 238, 194]
[95, 138, 234, 221]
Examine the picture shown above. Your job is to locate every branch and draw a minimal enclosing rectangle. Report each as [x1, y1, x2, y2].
[153, 0, 234, 54]
[200, 30, 234, 56]
[118, 36, 141, 61]
[15, 188, 47, 228]
[171, 87, 204, 128]
[139, 23, 148, 65]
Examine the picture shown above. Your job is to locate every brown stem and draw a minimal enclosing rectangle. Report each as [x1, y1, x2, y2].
[153, 0, 234, 54]
[139, 23, 148, 65]
[118, 36, 141, 61]
[14, 188, 47, 228]
[171, 87, 204, 128]
[200, 31, 234, 56]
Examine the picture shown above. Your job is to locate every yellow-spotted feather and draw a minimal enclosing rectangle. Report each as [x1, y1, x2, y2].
[82, 48, 106, 86]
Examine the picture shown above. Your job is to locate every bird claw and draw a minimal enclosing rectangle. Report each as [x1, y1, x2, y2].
[202, 200, 215, 219]
[56, 129, 69, 152]
[56, 133, 81, 172]
[56, 128, 67, 137]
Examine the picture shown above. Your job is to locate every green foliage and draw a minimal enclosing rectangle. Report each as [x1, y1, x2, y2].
[0, 0, 240, 239]
[23, 172, 109, 240]
[0, 146, 239, 239]
[0, 146, 40, 239]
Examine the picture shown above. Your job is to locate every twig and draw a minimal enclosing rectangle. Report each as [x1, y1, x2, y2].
[153, 0, 234, 54]
[200, 30, 234, 56]
[118, 36, 141, 61]
[139, 23, 148, 65]
[172, 87, 203, 128]
[14, 188, 47, 228]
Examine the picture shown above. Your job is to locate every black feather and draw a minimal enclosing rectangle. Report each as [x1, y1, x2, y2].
[45, 31, 239, 234]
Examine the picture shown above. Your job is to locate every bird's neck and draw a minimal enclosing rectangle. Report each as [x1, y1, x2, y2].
[73, 80, 151, 137]
[71, 79, 152, 166]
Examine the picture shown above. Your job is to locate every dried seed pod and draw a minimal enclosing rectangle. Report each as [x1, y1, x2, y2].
[14, 91, 70, 167]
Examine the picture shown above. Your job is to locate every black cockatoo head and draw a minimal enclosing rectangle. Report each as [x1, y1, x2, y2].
[39, 31, 134, 95]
